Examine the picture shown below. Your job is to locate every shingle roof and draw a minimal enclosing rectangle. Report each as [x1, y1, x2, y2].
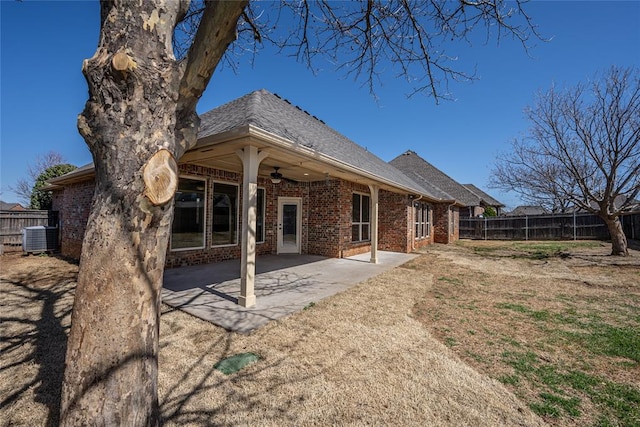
[199, 89, 447, 200]
[0, 201, 25, 211]
[462, 184, 504, 207]
[507, 205, 548, 216]
[49, 90, 457, 201]
[389, 150, 480, 206]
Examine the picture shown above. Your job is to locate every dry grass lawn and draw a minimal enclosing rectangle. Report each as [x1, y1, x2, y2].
[3, 241, 638, 426]
[412, 240, 640, 426]
[0, 249, 547, 426]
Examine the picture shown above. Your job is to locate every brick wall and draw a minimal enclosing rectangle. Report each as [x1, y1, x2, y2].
[52, 164, 437, 266]
[307, 180, 342, 257]
[51, 179, 95, 259]
[433, 203, 451, 244]
[378, 190, 411, 253]
[432, 204, 460, 244]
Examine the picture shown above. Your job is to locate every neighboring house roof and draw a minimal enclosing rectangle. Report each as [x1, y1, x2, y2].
[0, 201, 25, 211]
[198, 90, 450, 201]
[606, 195, 639, 211]
[507, 205, 548, 216]
[389, 150, 480, 206]
[462, 184, 505, 208]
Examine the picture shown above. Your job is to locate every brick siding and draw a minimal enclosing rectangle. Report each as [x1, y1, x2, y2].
[52, 164, 445, 267]
[378, 190, 411, 253]
[51, 179, 95, 259]
[433, 203, 460, 244]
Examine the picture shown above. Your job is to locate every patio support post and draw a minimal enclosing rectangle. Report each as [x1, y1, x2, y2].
[236, 146, 268, 307]
[368, 184, 379, 264]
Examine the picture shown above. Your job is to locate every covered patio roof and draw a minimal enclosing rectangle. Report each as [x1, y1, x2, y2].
[184, 89, 454, 202]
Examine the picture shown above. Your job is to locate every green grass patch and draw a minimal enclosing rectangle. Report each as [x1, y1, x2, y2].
[444, 337, 458, 347]
[437, 276, 463, 285]
[501, 349, 640, 424]
[495, 302, 553, 323]
[500, 336, 522, 348]
[496, 302, 529, 313]
[563, 323, 640, 363]
[465, 350, 487, 363]
[593, 382, 640, 426]
[499, 374, 521, 386]
[465, 241, 602, 259]
[531, 392, 581, 417]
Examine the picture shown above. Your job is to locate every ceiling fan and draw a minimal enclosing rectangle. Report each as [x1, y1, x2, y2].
[270, 166, 298, 184]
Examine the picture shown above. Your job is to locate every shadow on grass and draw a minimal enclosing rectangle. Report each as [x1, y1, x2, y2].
[1, 255, 336, 426]
[0, 256, 76, 426]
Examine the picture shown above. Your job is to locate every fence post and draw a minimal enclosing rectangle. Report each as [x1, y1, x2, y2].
[484, 217, 487, 240]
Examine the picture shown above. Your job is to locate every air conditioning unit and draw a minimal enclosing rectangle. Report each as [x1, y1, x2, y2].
[22, 226, 59, 253]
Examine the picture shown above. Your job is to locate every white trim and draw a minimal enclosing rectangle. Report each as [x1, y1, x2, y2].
[351, 192, 371, 243]
[277, 197, 302, 254]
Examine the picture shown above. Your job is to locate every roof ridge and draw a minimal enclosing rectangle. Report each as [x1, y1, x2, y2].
[245, 89, 264, 125]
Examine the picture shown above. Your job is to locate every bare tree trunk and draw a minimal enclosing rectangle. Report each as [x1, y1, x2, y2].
[605, 216, 629, 256]
[60, 1, 190, 425]
[60, 0, 247, 423]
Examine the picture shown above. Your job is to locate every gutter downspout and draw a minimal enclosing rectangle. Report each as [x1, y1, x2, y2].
[410, 195, 423, 251]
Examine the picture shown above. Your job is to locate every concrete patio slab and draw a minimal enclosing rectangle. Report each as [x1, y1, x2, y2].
[162, 251, 417, 333]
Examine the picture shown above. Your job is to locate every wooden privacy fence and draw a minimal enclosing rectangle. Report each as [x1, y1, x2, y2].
[0, 210, 58, 253]
[460, 212, 640, 241]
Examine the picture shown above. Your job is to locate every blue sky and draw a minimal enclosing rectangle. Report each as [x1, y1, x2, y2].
[1, 1, 639, 209]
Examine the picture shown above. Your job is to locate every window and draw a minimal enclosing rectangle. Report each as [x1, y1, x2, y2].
[171, 177, 206, 250]
[212, 182, 238, 246]
[257, 188, 265, 243]
[415, 202, 430, 239]
[352, 193, 370, 242]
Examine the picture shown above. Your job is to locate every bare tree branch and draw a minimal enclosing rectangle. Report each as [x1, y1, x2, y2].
[211, 0, 545, 102]
[10, 151, 66, 206]
[178, 0, 249, 112]
[490, 66, 640, 255]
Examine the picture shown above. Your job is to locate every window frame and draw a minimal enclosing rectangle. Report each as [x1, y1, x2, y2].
[414, 201, 431, 240]
[352, 192, 371, 242]
[170, 175, 207, 252]
[211, 181, 239, 248]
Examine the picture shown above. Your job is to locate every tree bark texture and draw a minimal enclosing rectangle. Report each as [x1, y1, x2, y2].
[60, 2, 187, 425]
[61, 0, 248, 422]
[605, 217, 629, 256]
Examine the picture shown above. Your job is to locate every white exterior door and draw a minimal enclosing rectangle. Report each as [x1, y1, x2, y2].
[277, 197, 302, 254]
